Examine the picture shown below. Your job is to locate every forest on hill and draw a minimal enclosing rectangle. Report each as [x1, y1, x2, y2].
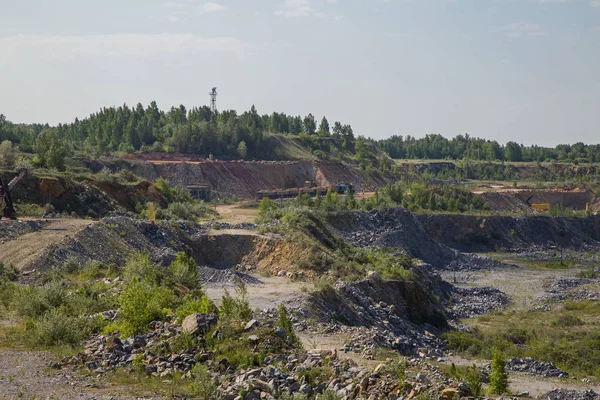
[1, 103, 599, 171]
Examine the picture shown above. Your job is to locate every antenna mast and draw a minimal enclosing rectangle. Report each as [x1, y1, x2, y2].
[209, 87, 218, 113]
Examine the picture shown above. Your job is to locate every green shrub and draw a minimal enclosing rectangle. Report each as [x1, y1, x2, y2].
[31, 309, 102, 346]
[118, 279, 175, 336]
[443, 331, 482, 354]
[0, 280, 16, 311]
[489, 349, 509, 394]
[14, 202, 44, 217]
[123, 252, 161, 284]
[14, 281, 67, 318]
[168, 252, 200, 291]
[464, 363, 482, 397]
[175, 295, 215, 322]
[66, 282, 118, 316]
[219, 280, 252, 323]
[189, 364, 219, 400]
[277, 304, 300, 346]
[0, 262, 18, 281]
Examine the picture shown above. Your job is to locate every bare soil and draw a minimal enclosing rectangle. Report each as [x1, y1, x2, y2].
[214, 202, 258, 225]
[0, 219, 93, 270]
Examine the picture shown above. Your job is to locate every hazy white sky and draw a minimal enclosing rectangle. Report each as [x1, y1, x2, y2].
[0, 0, 599, 146]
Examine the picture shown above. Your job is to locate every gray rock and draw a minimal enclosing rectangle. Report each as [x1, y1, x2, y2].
[182, 313, 218, 335]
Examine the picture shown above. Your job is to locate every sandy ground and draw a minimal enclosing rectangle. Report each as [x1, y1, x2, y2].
[0, 219, 93, 270]
[203, 275, 307, 311]
[214, 202, 258, 225]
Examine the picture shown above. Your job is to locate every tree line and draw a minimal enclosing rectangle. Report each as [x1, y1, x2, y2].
[0, 104, 356, 163]
[2, 105, 600, 171]
[377, 134, 600, 163]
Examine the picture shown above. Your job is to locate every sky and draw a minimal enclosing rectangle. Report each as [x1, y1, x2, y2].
[0, 0, 599, 147]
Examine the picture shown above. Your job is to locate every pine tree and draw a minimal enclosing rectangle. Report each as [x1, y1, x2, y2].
[489, 349, 508, 394]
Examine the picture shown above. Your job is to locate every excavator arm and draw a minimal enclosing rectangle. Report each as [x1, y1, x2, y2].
[0, 168, 28, 220]
[7, 168, 28, 190]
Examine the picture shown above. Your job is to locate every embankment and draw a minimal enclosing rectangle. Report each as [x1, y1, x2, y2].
[82, 159, 394, 198]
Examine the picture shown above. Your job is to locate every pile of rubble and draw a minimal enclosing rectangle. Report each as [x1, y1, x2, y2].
[542, 389, 599, 400]
[505, 357, 568, 378]
[448, 286, 509, 320]
[203, 221, 257, 230]
[198, 265, 262, 285]
[57, 309, 479, 399]
[536, 278, 600, 304]
[63, 320, 197, 376]
[446, 253, 517, 272]
[217, 355, 464, 400]
[0, 219, 45, 243]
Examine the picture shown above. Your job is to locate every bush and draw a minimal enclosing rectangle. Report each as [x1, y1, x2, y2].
[31, 309, 101, 346]
[277, 304, 300, 346]
[189, 364, 219, 400]
[219, 280, 252, 323]
[168, 252, 200, 291]
[14, 281, 67, 318]
[118, 279, 175, 336]
[489, 349, 509, 394]
[123, 252, 160, 284]
[0, 140, 15, 168]
[175, 295, 215, 322]
[14, 202, 44, 217]
[464, 363, 482, 397]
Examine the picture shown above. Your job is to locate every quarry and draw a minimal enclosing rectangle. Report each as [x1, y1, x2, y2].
[1, 154, 600, 400]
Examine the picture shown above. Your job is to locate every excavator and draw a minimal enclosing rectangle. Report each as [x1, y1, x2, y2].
[0, 168, 28, 220]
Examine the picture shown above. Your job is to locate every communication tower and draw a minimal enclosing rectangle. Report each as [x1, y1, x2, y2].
[209, 87, 218, 113]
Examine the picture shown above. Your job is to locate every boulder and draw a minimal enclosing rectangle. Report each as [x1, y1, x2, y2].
[182, 313, 218, 335]
[244, 319, 260, 331]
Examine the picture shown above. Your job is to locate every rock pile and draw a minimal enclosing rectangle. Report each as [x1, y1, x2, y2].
[542, 389, 599, 400]
[447, 253, 517, 272]
[537, 278, 600, 304]
[0, 219, 45, 242]
[448, 286, 509, 320]
[63, 320, 198, 376]
[505, 357, 568, 378]
[204, 221, 257, 230]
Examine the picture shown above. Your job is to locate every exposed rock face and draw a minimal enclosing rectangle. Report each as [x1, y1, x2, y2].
[80, 158, 395, 197]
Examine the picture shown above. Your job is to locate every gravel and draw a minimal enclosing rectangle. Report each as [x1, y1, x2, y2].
[447, 286, 509, 320]
[541, 389, 599, 400]
[505, 357, 568, 378]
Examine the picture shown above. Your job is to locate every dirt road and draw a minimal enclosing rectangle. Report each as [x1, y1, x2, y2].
[0, 219, 92, 270]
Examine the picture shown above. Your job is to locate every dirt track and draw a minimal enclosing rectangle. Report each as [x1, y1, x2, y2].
[0, 219, 93, 270]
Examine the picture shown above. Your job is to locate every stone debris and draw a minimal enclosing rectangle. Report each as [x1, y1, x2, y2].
[541, 389, 599, 400]
[448, 286, 509, 320]
[505, 357, 568, 378]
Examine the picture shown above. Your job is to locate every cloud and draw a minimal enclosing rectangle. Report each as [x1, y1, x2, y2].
[0, 34, 246, 64]
[532, 0, 573, 3]
[591, 0, 600, 7]
[501, 58, 512, 64]
[501, 22, 548, 37]
[274, 0, 324, 18]
[162, 1, 226, 21]
[199, 2, 226, 14]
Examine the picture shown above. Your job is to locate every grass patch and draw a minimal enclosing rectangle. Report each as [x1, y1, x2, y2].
[444, 300, 600, 377]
